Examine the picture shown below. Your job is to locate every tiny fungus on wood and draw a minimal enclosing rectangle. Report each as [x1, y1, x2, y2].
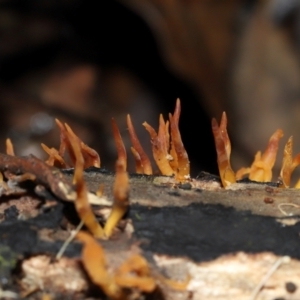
[68, 125, 105, 238]
[143, 99, 190, 181]
[143, 114, 175, 176]
[280, 136, 300, 188]
[127, 114, 152, 175]
[211, 112, 236, 187]
[104, 159, 129, 238]
[169, 99, 190, 181]
[236, 129, 283, 182]
[111, 118, 127, 171]
[3, 99, 300, 298]
[5, 138, 15, 156]
[41, 143, 67, 168]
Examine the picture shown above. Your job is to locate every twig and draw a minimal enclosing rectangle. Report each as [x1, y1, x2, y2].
[56, 220, 84, 260]
[249, 256, 290, 300]
[277, 203, 300, 216]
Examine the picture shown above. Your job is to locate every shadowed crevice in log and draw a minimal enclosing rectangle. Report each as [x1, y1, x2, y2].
[130, 203, 300, 262]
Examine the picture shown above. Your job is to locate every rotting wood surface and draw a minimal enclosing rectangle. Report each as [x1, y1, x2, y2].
[1, 167, 300, 299]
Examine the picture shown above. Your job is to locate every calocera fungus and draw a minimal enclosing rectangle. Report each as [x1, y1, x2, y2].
[143, 99, 190, 182]
[111, 118, 127, 171]
[55, 119, 100, 168]
[76, 231, 123, 299]
[130, 147, 144, 174]
[143, 114, 175, 176]
[67, 127, 105, 238]
[76, 231, 187, 300]
[127, 114, 152, 175]
[169, 99, 190, 181]
[237, 129, 283, 182]
[104, 159, 129, 238]
[6, 138, 15, 156]
[211, 112, 236, 187]
[41, 143, 67, 168]
[280, 136, 300, 188]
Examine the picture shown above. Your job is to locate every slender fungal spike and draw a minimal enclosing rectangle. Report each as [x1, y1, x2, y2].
[111, 118, 127, 171]
[143, 116, 174, 176]
[169, 104, 190, 181]
[280, 136, 293, 187]
[130, 147, 143, 174]
[55, 118, 70, 158]
[280, 136, 300, 188]
[211, 117, 236, 187]
[65, 123, 100, 168]
[127, 114, 152, 175]
[68, 130, 104, 238]
[5, 138, 15, 156]
[219, 112, 231, 157]
[172, 98, 181, 126]
[104, 160, 129, 238]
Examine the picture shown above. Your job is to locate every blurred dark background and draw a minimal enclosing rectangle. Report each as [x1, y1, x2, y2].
[1, 0, 300, 179]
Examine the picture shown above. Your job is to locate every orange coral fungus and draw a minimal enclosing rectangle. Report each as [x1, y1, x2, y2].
[127, 114, 152, 175]
[41, 143, 67, 168]
[169, 99, 190, 181]
[143, 114, 174, 176]
[130, 147, 143, 174]
[104, 160, 129, 238]
[143, 99, 189, 181]
[76, 231, 122, 299]
[55, 119, 100, 168]
[68, 129, 104, 238]
[77, 231, 157, 300]
[111, 118, 127, 171]
[114, 255, 156, 292]
[280, 136, 300, 188]
[237, 129, 284, 182]
[5, 138, 15, 156]
[211, 112, 236, 187]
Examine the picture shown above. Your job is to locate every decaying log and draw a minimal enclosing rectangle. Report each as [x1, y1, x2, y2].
[1, 168, 300, 299]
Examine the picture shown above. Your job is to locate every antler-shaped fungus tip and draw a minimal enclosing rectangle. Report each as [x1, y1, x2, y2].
[211, 114, 236, 187]
[169, 101, 190, 181]
[280, 136, 300, 188]
[104, 160, 129, 238]
[111, 118, 127, 171]
[249, 129, 283, 182]
[143, 118, 174, 176]
[64, 122, 101, 169]
[127, 114, 152, 175]
[68, 131, 104, 238]
[5, 138, 15, 156]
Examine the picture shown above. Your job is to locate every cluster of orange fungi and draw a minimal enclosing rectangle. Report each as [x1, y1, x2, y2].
[30, 99, 191, 242]
[38, 100, 189, 298]
[212, 112, 300, 188]
[6, 100, 300, 299]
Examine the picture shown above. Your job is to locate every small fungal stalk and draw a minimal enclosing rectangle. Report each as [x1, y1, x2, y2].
[55, 119, 100, 168]
[280, 136, 300, 188]
[68, 127, 105, 238]
[169, 99, 190, 181]
[211, 112, 236, 187]
[237, 129, 284, 182]
[127, 115, 152, 175]
[104, 159, 129, 238]
[143, 98, 190, 182]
